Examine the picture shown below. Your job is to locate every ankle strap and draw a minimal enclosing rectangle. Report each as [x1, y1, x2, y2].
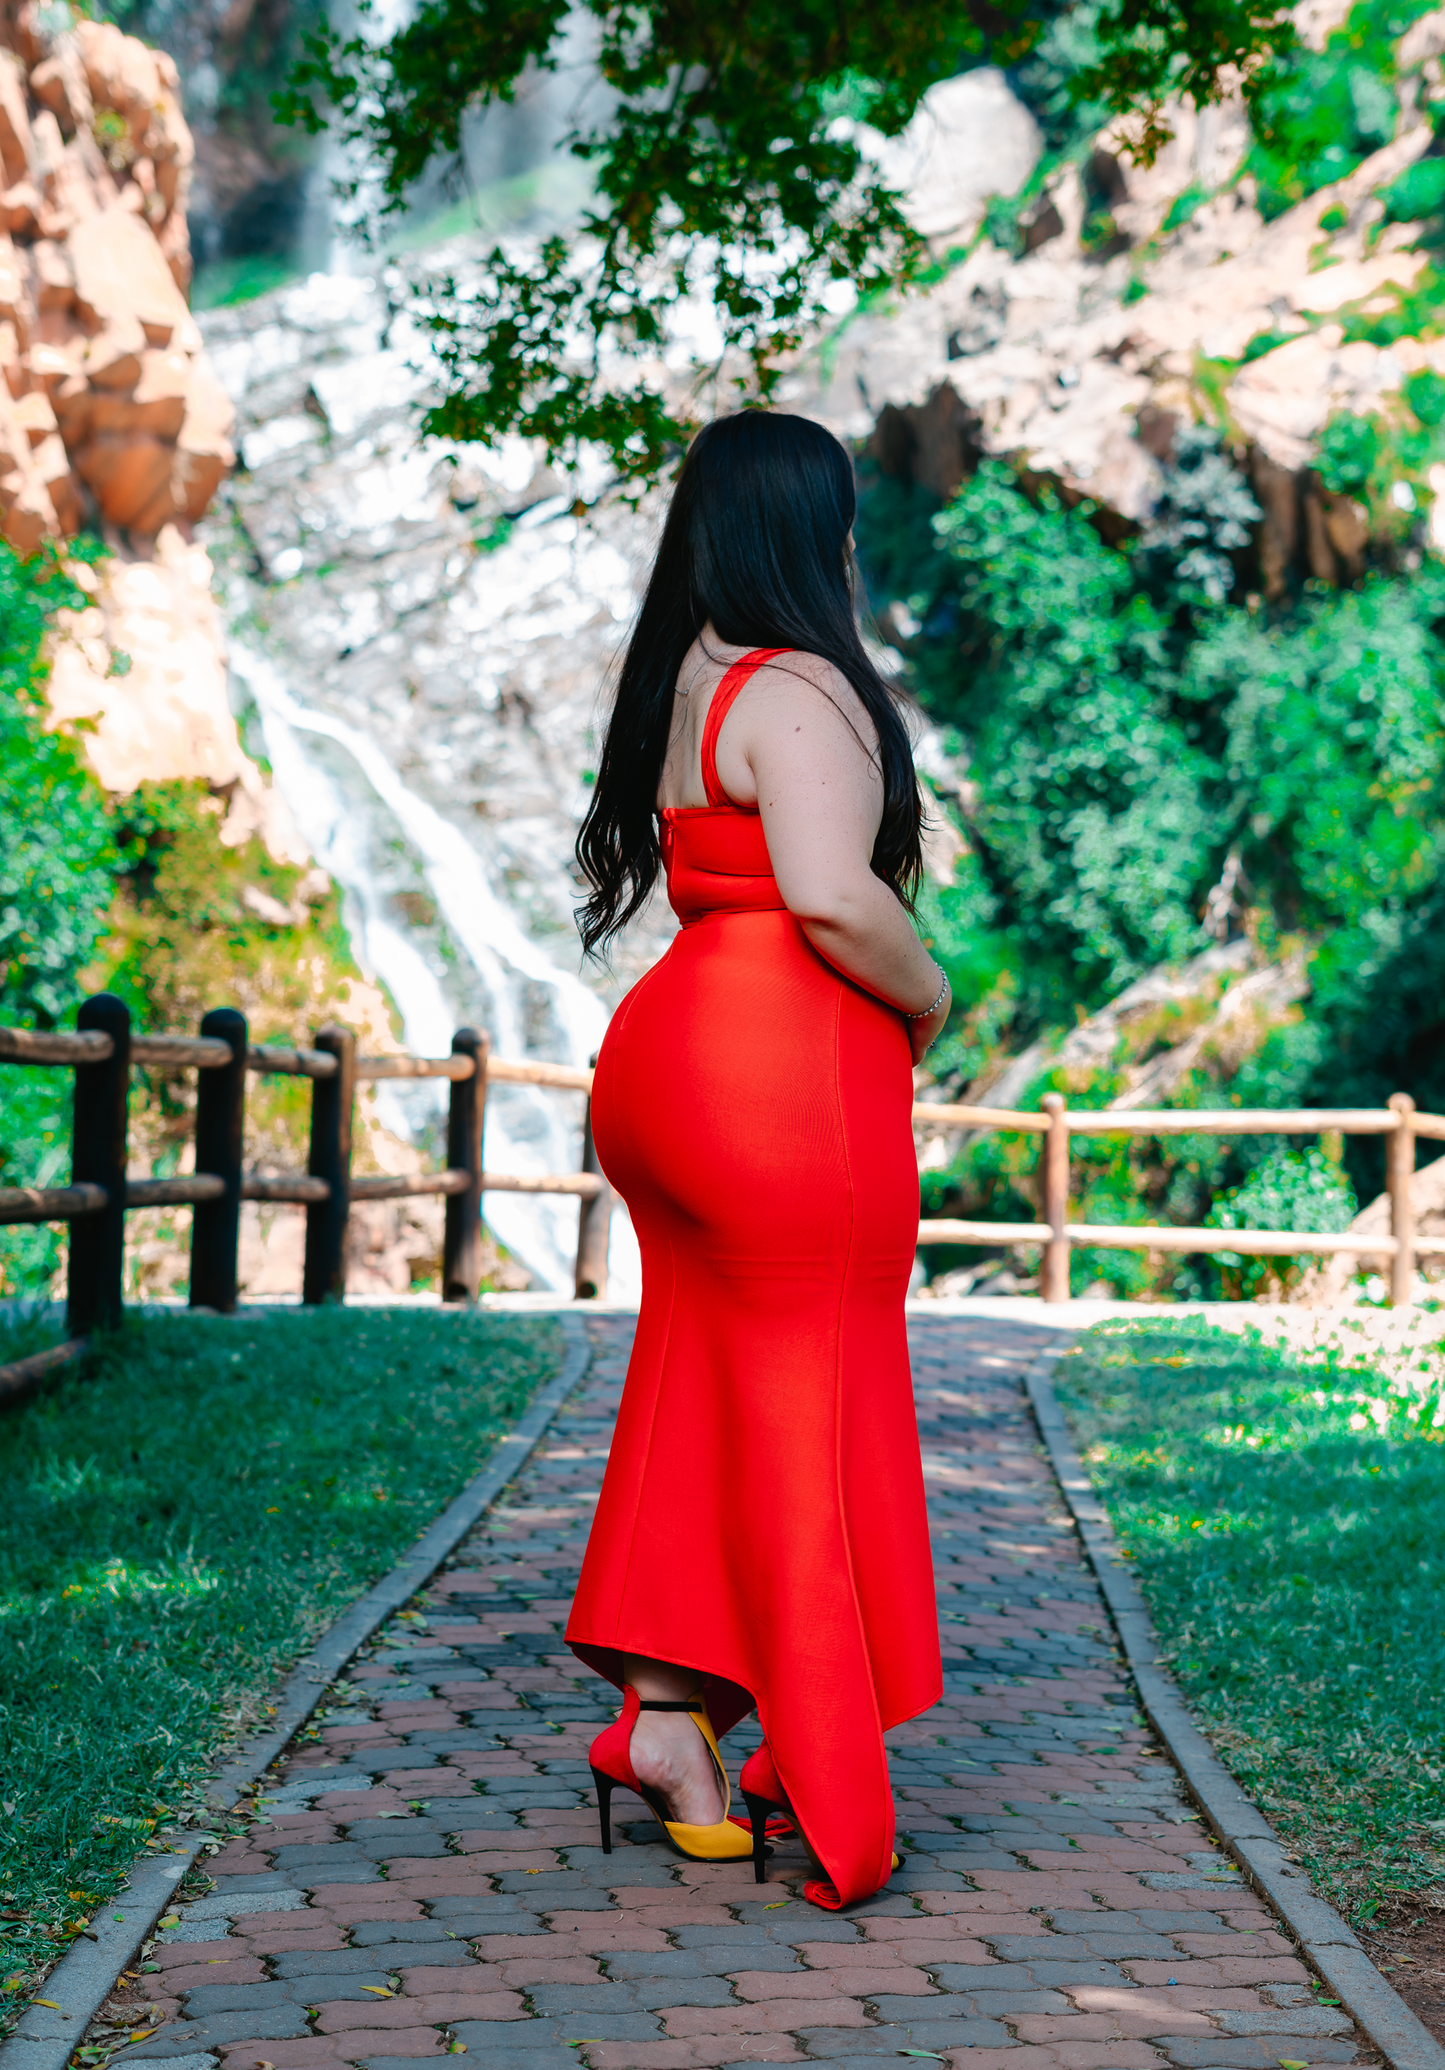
[637, 1698, 704, 1712]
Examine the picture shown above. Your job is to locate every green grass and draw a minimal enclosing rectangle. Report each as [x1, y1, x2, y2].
[1057, 1318, 1445, 1930]
[0, 1307, 561, 2015]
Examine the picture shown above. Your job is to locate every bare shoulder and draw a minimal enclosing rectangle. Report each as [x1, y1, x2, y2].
[743, 648, 876, 743]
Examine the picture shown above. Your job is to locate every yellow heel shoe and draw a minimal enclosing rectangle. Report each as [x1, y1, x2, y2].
[589, 1686, 757, 1864]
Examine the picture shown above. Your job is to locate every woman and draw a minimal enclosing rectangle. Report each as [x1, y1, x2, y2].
[565, 410, 948, 1910]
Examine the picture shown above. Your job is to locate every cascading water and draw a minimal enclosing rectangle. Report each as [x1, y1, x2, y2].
[228, 642, 638, 1295]
[200, 272, 664, 1296]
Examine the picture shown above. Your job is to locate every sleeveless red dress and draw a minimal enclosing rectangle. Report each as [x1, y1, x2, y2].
[566, 648, 940, 1905]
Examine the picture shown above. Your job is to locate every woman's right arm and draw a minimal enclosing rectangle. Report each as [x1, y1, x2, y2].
[728, 661, 951, 1060]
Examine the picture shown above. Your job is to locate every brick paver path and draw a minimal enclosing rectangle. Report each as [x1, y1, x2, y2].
[114, 1314, 1370, 2070]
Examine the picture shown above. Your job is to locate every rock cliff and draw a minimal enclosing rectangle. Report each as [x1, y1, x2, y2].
[0, 4, 235, 550]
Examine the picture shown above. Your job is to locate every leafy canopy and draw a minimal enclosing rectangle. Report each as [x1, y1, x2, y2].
[277, 0, 1297, 483]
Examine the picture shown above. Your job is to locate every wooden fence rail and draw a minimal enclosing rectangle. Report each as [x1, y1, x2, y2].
[0, 993, 613, 1397]
[913, 1088, 1445, 1306]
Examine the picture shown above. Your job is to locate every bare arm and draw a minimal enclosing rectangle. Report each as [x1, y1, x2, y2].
[715, 656, 950, 1062]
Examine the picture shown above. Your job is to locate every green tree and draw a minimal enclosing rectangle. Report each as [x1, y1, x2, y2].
[278, 0, 1297, 483]
[0, 542, 119, 1293]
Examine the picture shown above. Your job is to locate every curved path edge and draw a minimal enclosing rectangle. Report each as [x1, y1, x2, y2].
[0, 1313, 595, 2070]
[1025, 1347, 1445, 2070]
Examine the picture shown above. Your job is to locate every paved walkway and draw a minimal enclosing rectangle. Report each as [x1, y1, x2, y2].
[108, 1314, 1369, 2070]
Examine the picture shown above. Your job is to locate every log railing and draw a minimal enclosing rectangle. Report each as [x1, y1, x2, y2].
[913, 1090, 1445, 1306]
[0, 994, 611, 1397]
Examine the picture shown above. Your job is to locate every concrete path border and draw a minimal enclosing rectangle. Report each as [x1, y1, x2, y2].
[0, 1314, 594, 2070]
[1025, 1346, 1445, 2070]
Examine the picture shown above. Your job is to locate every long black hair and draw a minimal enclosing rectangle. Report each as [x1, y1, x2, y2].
[575, 411, 924, 955]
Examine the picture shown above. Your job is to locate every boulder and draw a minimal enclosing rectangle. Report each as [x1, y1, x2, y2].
[0, 8, 229, 548]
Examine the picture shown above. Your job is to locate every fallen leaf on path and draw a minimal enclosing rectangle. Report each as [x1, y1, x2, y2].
[361, 1986, 395, 1997]
[34, 2000, 60, 2009]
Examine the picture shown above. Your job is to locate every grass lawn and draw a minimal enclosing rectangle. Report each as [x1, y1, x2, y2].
[1057, 1318, 1445, 1931]
[0, 1306, 561, 2020]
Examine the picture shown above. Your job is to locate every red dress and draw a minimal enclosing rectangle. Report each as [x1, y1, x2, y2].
[566, 648, 940, 1905]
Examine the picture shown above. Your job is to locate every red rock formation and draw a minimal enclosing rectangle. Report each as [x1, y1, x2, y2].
[0, 4, 233, 550]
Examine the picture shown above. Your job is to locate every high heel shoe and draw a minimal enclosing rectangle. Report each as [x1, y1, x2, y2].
[739, 1738, 901, 1905]
[589, 1686, 757, 1864]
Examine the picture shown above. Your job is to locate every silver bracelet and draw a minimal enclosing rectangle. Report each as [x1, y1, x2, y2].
[906, 968, 949, 1019]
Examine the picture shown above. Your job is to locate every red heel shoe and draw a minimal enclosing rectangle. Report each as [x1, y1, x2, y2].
[589, 1687, 756, 1865]
[737, 1740, 795, 1884]
[737, 1738, 900, 1905]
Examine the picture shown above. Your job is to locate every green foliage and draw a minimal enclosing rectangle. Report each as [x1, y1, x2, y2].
[1206, 1143, 1357, 1294]
[0, 544, 118, 1029]
[1311, 387, 1445, 538]
[0, 543, 118, 1296]
[0, 1308, 561, 2010]
[0, 551, 369, 1297]
[931, 462, 1217, 994]
[1378, 152, 1445, 225]
[862, 424, 1445, 1277]
[1244, 0, 1436, 220]
[1058, 1322, 1445, 1922]
[277, 0, 1299, 482]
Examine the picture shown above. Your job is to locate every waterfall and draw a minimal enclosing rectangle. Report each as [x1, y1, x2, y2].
[202, 271, 663, 1299]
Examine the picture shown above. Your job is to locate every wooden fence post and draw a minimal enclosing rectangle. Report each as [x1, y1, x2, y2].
[190, 1006, 248, 1313]
[1041, 1092, 1071, 1304]
[302, 1024, 356, 1305]
[574, 1051, 611, 1300]
[443, 1028, 489, 1303]
[67, 991, 130, 1337]
[1388, 1091, 1417, 1307]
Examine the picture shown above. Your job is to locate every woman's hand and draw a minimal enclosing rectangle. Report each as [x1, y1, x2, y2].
[908, 978, 952, 1068]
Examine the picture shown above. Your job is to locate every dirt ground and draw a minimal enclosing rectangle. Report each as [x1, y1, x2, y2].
[1371, 1905, 1445, 2043]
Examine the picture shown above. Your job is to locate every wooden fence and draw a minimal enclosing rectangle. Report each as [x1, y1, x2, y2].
[0, 992, 610, 1398]
[913, 1089, 1445, 1305]
[3, 995, 1442, 1399]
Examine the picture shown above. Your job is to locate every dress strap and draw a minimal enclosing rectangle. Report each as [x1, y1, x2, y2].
[700, 648, 791, 807]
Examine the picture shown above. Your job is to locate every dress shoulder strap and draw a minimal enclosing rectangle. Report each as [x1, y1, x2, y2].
[700, 648, 792, 807]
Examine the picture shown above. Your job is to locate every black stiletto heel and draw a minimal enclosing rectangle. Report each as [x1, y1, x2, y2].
[742, 1790, 770, 1883]
[591, 1765, 614, 1854]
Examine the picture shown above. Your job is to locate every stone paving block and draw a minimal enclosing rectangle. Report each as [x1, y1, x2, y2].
[340, 1922, 459, 1948]
[314, 1992, 522, 2031]
[635, 1981, 742, 2012]
[276, 1975, 403, 2005]
[212, 2039, 359, 2068]
[1213, 2007, 1353, 2036]
[1016, 1961, 1131, 1987]
[964, 1990, 1075, 2018]
[526, 1983, 647, 2012]
[354, 2060, 452, 2070]
[604, 1951, 726, 1980]
[1156, 2040, 1361, 2065]
[179, 1983, 295, 2018]
[449, 2017, 582, 2053]
[663, 2004, 868, 2037]
[869, 2013, 1017, 2051]
[790, 2029, 937, 2058]
[173, 2007, 312, 2046]
[426, 1892, 539, 1918]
